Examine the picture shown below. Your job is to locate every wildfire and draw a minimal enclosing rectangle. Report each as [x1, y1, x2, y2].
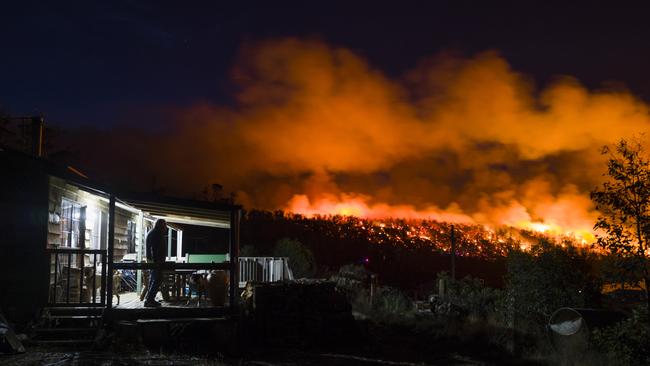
[66, 39, 648, 253]
[516, 221, 595, 244]
[262, 208, 545, 258]
[286, 193, 597, 247]
[287, 194, 475, 223]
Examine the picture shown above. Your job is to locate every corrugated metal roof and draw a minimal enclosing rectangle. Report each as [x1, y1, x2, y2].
[122, 199, 232, 228]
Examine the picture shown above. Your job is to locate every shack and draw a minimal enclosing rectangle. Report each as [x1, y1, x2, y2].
[0, 146, 242, 340]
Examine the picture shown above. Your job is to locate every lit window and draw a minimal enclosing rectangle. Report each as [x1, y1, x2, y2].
[60, 198, 82, 248]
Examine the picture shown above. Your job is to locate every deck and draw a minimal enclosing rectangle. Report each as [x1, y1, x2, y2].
[104, 292, 232, 321]
[114, 292, 218, 309]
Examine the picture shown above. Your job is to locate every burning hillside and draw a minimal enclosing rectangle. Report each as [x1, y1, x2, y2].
[285, 191, 596, 244]
[240, 210, 585, 288]
[242, 210, 586, 260]
[57, 38, 650, 240]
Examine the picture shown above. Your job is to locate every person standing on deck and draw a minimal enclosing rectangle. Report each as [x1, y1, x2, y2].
[144, 219, 167, 307]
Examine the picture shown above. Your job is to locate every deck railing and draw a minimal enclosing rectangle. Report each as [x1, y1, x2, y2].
[238, 257, 293, 287]
[46, 248, 107, 306]
[111, 261, 236, 309]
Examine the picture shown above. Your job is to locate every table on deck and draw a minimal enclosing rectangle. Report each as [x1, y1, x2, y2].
[162, 269, 195, 301]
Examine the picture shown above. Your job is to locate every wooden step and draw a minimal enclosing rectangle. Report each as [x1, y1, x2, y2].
[136, 317, 226, 324]
[104, 306, 228, 321]
[31, 331, 97, 342]
[48, 315, 101, 320]
[44, 314, 102, 329]
[31, 339, 94, 347]
[45, 306, 104, 310]
[33, 327, 96, 333]
[44, 306, 104, 316]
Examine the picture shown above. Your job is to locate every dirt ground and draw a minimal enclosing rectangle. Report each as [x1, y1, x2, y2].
[1, 348, 227, 366]
[0, 347, 539, 366]
[0, 314, 543, 366]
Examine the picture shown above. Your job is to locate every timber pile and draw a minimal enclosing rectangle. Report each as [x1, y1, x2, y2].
[252, 280, 357, 347]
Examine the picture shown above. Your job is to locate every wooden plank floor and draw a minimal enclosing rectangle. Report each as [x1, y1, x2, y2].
[113, 292, 216, 309]
[105, 292, 230, 321]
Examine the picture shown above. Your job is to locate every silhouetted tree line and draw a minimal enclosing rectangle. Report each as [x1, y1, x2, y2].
[240, 210, 520, 291]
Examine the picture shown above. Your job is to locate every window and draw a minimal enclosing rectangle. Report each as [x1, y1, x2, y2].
[127, 220, 136, 253]
[88, 207, 108, 250]
[60, 198, 82, 248]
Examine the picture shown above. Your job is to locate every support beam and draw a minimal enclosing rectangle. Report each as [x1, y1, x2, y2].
[167, 227, 173, 258]
[228, 209, 241, 311]
[136, 211, 144, 293]
[106, 194, 116, 309]
[176, 230, 183, 261]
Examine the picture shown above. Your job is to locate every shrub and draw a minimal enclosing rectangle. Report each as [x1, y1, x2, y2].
[274, 238, 316, 278]
[332, 264, 414, 320]
[504, 239, 596, 331]
[371, 286, 415, 320]
[435, 272, 503, 320]
[239, 244, 258, 257]
[592, 307, 650, 365]
[332, 264, 373, 314]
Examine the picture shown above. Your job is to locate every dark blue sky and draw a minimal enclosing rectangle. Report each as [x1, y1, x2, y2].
[3, 1, 650, 128]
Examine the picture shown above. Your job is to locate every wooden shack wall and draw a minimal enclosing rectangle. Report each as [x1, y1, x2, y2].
[0, 154, 50, 327]
[48, 177, 139, 261]
[113, 209, 137, 261]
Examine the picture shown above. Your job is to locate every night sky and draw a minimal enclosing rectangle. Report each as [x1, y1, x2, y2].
[3, 1, 650, 128]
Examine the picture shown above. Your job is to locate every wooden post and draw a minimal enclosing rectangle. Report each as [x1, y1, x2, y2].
[176, 230, 183, 260]
[53, 252, 59, 303]
[100, 251, 106, 305]
[106, 194, 116, 309]
[78, 206, 86, 303]
[228, 208, 241, 311]
[450, 224, 456, 280]
[136, 211, 144, 294]
[167, 227, 173, 258]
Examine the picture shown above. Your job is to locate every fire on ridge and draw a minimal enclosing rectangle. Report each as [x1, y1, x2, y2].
[286, 193, 596, 247]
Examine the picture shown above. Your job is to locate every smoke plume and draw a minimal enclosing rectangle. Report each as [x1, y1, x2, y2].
[62, 38, 650, 241]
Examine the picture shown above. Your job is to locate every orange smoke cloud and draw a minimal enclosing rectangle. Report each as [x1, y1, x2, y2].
[286, 193, 474, 224]
[64, 38, 650, 242]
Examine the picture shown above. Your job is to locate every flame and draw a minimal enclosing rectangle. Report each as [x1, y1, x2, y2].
[286, 194, 474, 223]
[286, 193, 596, 245]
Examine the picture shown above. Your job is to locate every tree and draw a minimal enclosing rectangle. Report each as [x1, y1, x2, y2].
[504, 239, 592, 329]
[591, 139, 650, 314]
[239, 244, 259, 257]
[274, 238, 315, 278]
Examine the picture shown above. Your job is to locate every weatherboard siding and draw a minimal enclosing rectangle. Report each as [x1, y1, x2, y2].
[47, 176, 138, 261]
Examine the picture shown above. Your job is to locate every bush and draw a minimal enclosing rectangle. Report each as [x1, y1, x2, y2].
[273, 238, 316, 278]
[239, 244, 258, 257]
[371, 286, 415, 320]
[332, 264, 414, 320]
[592, 307, 650, 365]
[333, 264, 371, 293]
[504, 239, 597, 331]
[435, 272, 502, 320]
